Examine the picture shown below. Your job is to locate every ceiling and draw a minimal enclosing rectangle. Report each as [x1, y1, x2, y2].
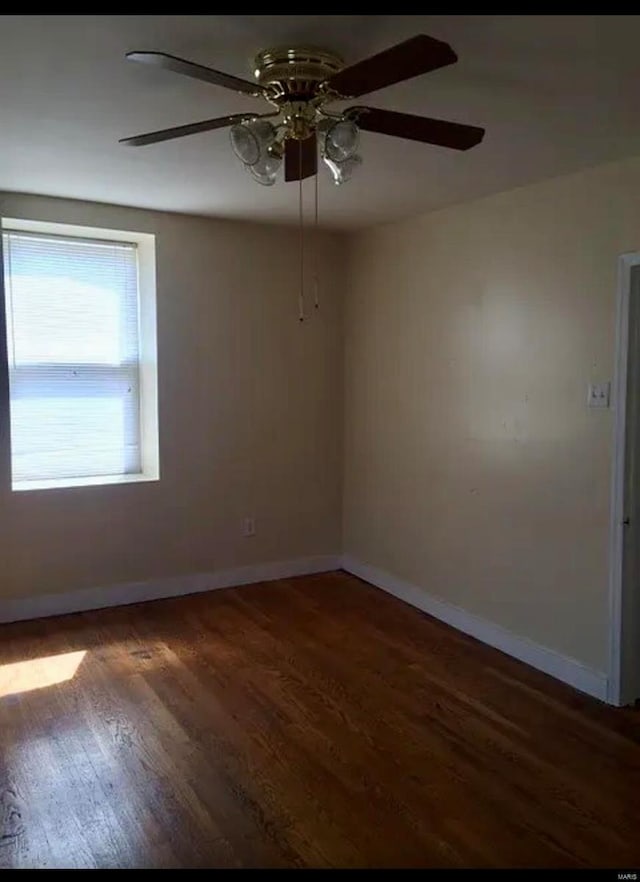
[1, 14, 640, 231]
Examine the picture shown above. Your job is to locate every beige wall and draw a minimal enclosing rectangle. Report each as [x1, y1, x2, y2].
[0, 193, 344, 601]
[344, 155, 640, 674]
[5, 154, 640, 673]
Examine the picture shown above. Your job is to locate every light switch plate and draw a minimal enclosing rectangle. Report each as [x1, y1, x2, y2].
[587, 382, 611, 408]
[242, 516, 256, 537]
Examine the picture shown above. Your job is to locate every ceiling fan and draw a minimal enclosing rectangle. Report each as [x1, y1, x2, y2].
[120, 34, 485, 187]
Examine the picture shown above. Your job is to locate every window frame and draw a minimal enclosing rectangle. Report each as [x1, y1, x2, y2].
[0, 217, 160, 492]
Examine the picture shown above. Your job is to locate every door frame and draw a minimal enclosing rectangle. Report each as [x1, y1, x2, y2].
[608, 251, 640, 705]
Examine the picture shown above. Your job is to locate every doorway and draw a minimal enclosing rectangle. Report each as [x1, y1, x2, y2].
[609, 254, 640, 706]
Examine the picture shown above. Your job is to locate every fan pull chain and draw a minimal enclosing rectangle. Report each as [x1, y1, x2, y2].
[313, 168, 319, 310]
[298, 140, 305, 322]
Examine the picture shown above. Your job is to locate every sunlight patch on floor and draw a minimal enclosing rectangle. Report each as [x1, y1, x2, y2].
[0, 650, 87, 699]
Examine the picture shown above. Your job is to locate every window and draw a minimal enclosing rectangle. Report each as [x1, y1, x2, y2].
[1, 218, 159, 491]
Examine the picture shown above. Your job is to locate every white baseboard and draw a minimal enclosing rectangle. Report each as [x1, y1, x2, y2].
[0, 551, 610, 704]
[0, 555, 342, 625]
[342, 555, 609, 703]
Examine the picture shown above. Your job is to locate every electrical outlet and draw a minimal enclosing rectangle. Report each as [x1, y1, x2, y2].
[242, 516, 256, 537]
[587, 382, 611, 409]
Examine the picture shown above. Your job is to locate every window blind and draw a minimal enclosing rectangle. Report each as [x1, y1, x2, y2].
[2, 230, 142, 484]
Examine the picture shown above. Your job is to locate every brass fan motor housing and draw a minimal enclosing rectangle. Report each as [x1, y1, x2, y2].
[253, 46, 344, 96]
[254, 47, 344, 140]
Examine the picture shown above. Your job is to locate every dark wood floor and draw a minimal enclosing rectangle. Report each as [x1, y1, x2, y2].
[1, 571, 639, 869]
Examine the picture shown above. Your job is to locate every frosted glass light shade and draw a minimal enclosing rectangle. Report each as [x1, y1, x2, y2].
[230, 120, 276, 167]
[249, 148, 282, 186]
[230, 124, 259, 165]
[324, 120, 359, 162]
[323, 153, 362, 185]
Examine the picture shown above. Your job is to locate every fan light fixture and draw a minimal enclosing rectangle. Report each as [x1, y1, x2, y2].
[120, 37, 485, 190]
[230, 113, 362, 187]
[230, 119, 282, 185]
[121, 37, 485, 315]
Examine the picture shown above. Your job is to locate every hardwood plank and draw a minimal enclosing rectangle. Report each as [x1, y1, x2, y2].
[0, 571, 638, 868]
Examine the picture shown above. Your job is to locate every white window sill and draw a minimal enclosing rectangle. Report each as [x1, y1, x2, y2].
[12, 472, 159, 492]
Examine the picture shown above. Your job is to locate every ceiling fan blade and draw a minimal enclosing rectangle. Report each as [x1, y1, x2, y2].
[325, 35, 457, 99]
[120, 113, 256, 146]
[126, 51, 266, 97]
[348, 107, 485, 151]
[284, 134, 318, 182]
